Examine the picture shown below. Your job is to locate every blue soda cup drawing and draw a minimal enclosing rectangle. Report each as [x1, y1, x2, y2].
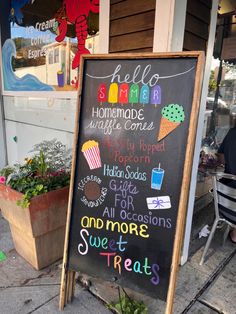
[151, 164, 165, 190]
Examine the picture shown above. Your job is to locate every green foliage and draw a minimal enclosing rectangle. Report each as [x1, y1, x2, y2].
[107, 288, 148, 314]
[30, 139, 72, 172]
[208, 70, 217, 93]
[36, 150, 48, 177]
[16, 184, 47, 208]
[0, 166, 14, 178]
[0, 140, 71, 208]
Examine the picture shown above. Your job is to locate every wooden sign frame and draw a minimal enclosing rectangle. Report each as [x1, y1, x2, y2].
[59, 52, 204, 313]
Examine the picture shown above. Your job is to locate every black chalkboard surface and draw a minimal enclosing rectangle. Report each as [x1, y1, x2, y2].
[60, 53, 204, 312]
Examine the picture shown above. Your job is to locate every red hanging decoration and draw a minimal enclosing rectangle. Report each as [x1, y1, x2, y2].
[55, 0, 99, 69]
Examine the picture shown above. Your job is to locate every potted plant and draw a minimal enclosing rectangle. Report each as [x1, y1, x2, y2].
[0, 139, 71, 270]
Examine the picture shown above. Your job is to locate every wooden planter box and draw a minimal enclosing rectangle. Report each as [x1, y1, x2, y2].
[0, 185, 69, 270]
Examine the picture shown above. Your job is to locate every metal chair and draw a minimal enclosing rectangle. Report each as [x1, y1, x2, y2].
[200, 172, 236, 265]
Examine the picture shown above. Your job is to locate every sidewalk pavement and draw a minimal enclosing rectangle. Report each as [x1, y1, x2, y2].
[0, 212, 235, 314]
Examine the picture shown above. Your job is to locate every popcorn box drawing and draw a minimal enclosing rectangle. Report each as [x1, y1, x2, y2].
[81, 140, 102, 170]
[146, 196, 171, 210]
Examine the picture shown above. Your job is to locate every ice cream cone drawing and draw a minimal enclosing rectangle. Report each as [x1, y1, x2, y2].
[157, 104, 185, 141]
[81, 140, 102, 170]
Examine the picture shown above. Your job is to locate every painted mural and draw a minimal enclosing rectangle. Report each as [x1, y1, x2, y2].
[2, 0, 99, 92]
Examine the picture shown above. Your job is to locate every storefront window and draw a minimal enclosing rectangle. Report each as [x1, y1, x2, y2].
[49, 50, 54, 65]
[54, 48, 59, 63]
[197, 10, 236, 201]
[1, 0, 99, 93]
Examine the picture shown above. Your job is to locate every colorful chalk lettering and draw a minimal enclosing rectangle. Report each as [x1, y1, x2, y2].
[129, 84, 139, 104]
[96, 83, 162, 105]
[98, 83, 107, 103]
[103, 164, 147, 181]
[119, 83, 129, 104]
[140, 85, 150, 104]
[109, 179, 139, 211]
[119, 210, 172, 229]
[99, 252, 160, 285]
[102, 207, 115, 218]
[80, 216, 150, 238]
[67, 56, 200, 301]
[108, 83, 118, 103]
[151, 85, 161, 105]
[78, 229, 128, 254]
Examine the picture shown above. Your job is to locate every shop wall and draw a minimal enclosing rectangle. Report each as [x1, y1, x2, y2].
[183, 0, 212, 52]
[3, 96, 75, 164]
[109, 0, 155, 53]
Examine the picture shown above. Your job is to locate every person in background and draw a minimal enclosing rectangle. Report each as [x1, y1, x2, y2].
[217, 126, 236, 243]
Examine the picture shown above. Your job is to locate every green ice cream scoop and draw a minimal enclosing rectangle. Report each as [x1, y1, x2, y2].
[161, 104, 185, 123]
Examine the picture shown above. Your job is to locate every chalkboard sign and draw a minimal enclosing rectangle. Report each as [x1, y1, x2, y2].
[60, 52, 204, 312]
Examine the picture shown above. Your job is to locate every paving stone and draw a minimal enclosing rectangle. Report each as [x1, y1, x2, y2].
[199, 255, 236, 314]
[186, 300, 218, 313]
[173, 295, 192, 314]
[0, 285, 59, 314]
[0, 216, 14, 252]
[0, 249, 61, 288]
[189, 228, 236, 276]
[85, 275, 191, 314]
[33, 285, 111, 314]
[215, 253, 236, 281]
[175, 263, 209, 302]
[85, 275, 165, 314]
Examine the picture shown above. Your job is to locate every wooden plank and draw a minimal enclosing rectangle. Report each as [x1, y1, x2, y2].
[110, 10, 155, 37]
[187, 0, 211, 24]
[109, 29, 154, 52]
[111, 0, 125, 4]
[185, 13, 209, 40]
[59, 55, 85, 310]
[183, 31, 206, 52]
[199, 0, 212, 9]
[67, 270, 75, 302]
[111, 47, 153, 53]
[110, 0, 155, 20]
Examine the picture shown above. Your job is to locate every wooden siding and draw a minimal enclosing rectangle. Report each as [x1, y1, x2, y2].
[183, 0, 212, 52]
[109, 0, 155, 53]
[109, 0, 212, 53]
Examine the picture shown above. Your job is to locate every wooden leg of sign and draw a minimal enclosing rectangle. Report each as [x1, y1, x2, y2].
[67, 270, 76, 302]
[71, 271, 76, 301]
[59, 267, 76, 310]
[59, 265, 67, 310]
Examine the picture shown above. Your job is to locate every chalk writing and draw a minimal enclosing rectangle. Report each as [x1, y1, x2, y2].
[80, 216, 149, 238]
[67, 56, 200, 300]
[86, 64, 195, 86]
[120, 210, 172, 229]
[109, 179, 139, 211]
[78, 175, 107, 208]
[103, 164, 147, 181]
[99, 253, 160, 285]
